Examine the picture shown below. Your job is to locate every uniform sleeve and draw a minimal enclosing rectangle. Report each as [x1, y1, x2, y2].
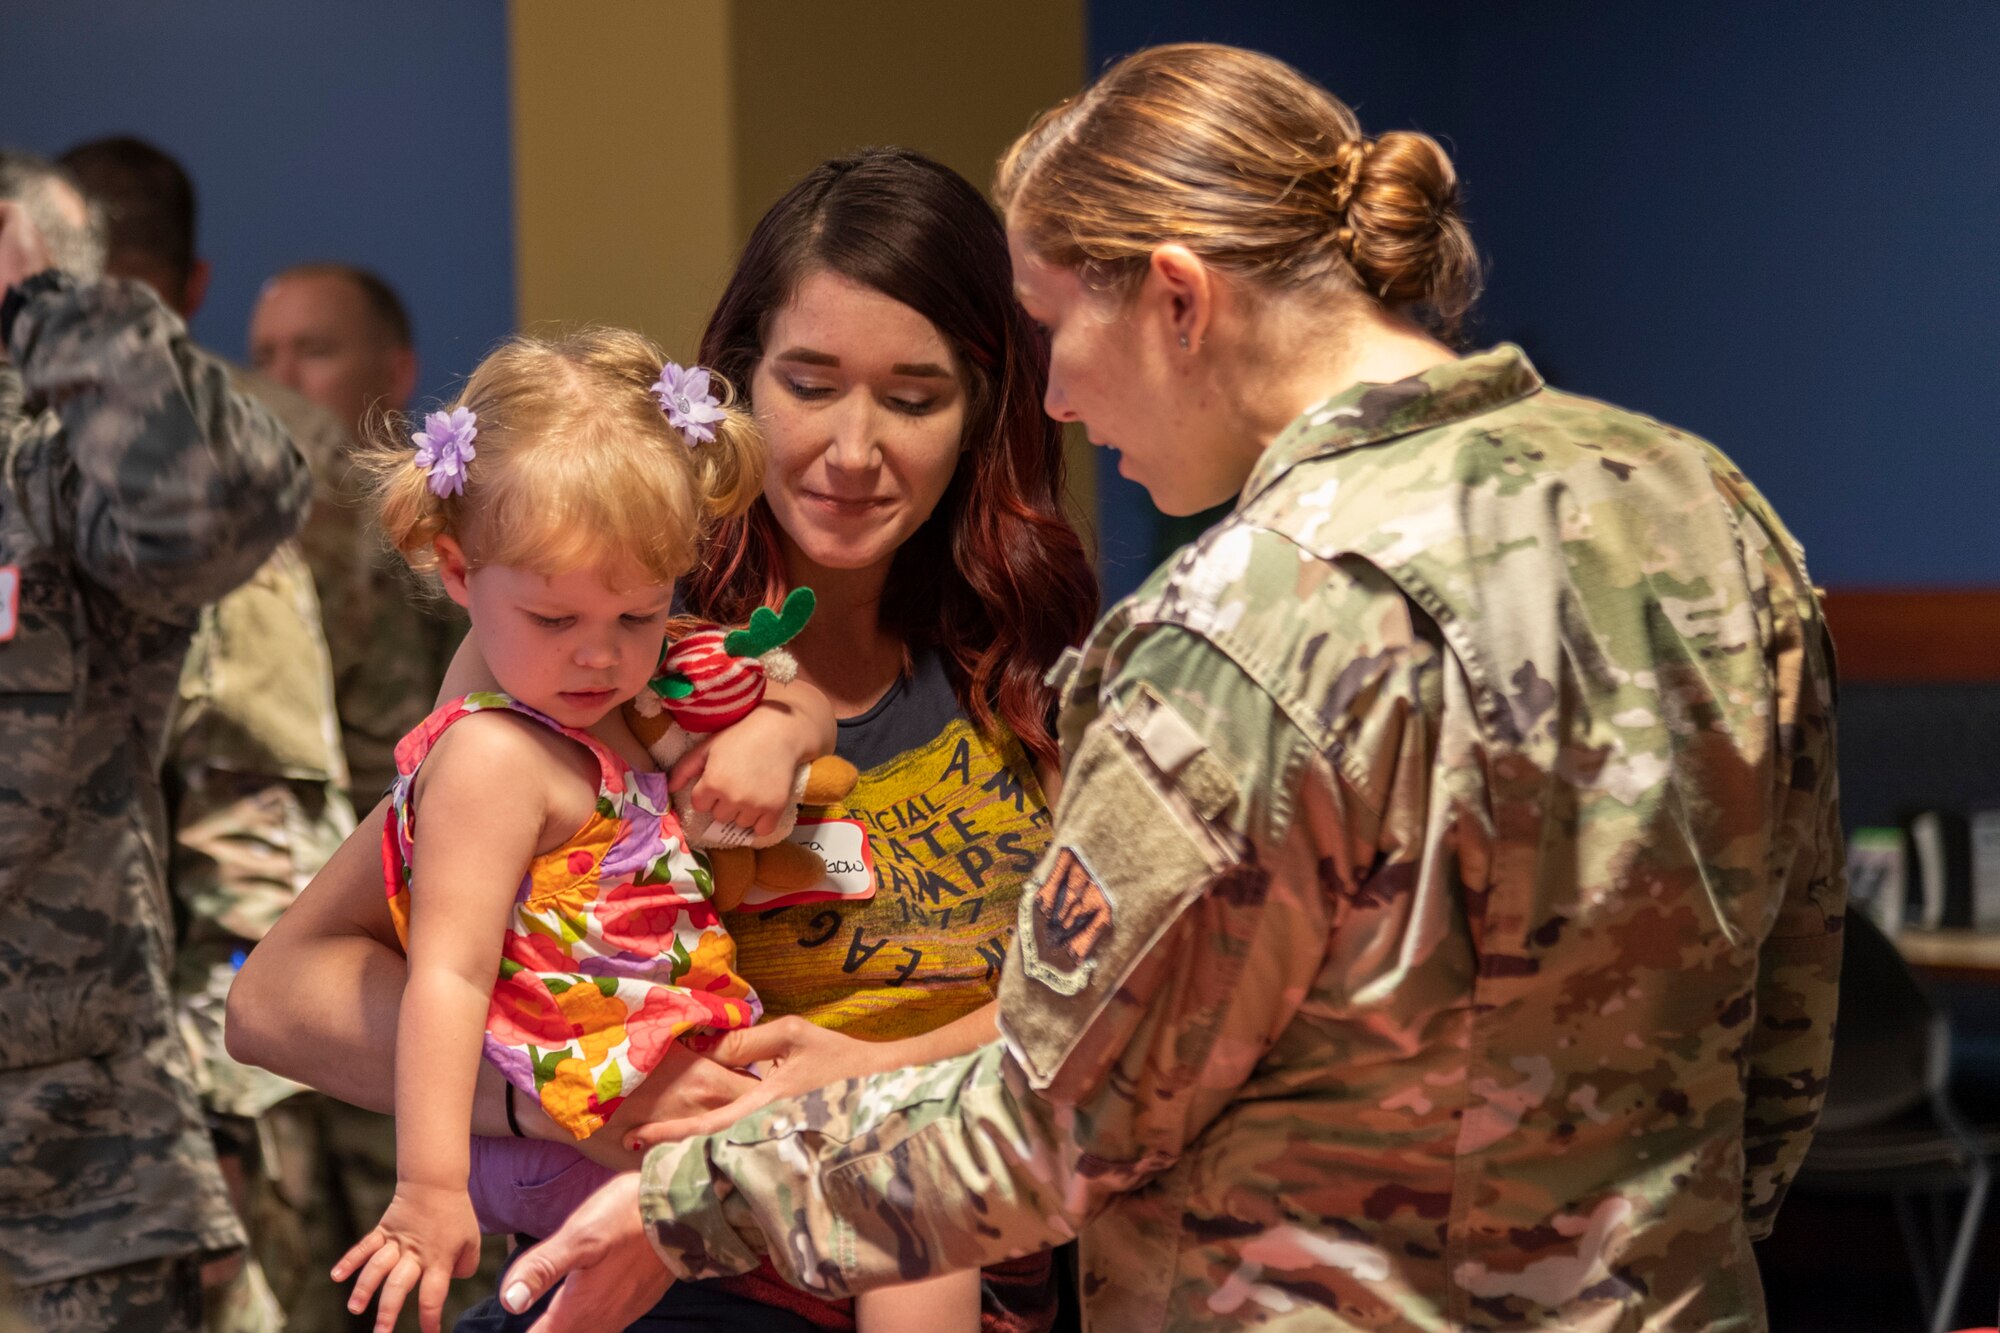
[4, 274, 310, 621]
[164, 546, 356, 1119]
[1742, 619, 1846, 1239]
[637, 617, 1437, 1294]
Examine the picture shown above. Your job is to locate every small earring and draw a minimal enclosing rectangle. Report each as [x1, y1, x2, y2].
[1178, 333, 1190, 351]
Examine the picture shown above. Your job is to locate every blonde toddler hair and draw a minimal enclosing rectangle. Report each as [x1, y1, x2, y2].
[367, 327, 763, 585]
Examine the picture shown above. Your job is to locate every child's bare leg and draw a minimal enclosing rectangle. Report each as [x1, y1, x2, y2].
[855, 1269, 982, 1333]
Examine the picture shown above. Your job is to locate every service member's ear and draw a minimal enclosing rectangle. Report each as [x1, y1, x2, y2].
[1145, 244, 1213, 358]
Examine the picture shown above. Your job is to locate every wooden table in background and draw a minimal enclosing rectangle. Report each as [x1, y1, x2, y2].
[1896, 928, 2000, 983]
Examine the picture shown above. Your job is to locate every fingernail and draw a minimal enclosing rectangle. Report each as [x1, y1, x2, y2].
[503, 1282, 532, 1313]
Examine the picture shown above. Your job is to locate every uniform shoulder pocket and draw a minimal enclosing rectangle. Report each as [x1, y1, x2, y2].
[1002, 683, 1238, 1092]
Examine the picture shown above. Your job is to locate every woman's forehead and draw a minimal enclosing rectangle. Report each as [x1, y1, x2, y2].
[768, 269, 952, 364]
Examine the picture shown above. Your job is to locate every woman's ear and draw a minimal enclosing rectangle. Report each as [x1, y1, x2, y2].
[1146, 244, 1215, 356]
[434, 534, 474, 608]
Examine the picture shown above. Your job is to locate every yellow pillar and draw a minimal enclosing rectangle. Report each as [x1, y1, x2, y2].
[510, 0, 738, 353]
[508, 0, 1092, 526]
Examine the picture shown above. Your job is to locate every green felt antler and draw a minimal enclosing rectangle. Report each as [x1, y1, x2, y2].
[723, 586, 815, 659]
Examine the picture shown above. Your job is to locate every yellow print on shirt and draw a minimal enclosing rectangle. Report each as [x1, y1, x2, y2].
[727, 718, 1053, 1040]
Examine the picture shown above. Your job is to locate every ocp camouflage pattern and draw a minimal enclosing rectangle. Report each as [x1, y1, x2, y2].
[639, 345, 1842, 1331]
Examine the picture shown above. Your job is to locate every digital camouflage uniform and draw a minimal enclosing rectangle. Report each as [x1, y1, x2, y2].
[636, 347, 1844, 1331]
[0, 272, 308, 1329]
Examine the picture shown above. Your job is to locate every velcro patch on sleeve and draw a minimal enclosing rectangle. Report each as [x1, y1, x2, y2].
[1003, 695, 1235, 1092]
[1019, 844, 1114, 996]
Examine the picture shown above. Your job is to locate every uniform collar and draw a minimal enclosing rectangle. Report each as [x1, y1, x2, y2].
[1237, 343, 1545, 509]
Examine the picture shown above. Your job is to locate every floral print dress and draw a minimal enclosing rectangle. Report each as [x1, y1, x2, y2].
[382, 691, 759, 1139]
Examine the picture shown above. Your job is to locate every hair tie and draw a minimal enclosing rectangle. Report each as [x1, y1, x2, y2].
[1328, 138, 1376, 267]
[1330, 137, 1372, 216]
[651, 360, 726, 445]
[412, 407, 477, 498]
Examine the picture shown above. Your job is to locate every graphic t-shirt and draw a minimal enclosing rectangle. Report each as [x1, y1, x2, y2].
[727, 646, 1054, 1040]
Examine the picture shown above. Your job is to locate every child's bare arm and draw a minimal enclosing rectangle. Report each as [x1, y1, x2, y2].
[672, 673, 837, 836]
[335, 718, 545, 1333]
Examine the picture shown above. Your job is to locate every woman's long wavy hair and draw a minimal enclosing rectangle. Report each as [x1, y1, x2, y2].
[687, 147, 1096, 770]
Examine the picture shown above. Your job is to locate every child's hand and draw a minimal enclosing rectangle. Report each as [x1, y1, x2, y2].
[334, 1181, 483, 1333]
[670, 704, 824, 838]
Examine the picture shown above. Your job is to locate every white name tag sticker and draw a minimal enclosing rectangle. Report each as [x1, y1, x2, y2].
[0, 566, 17, 643]
[741, 817, 876, 910]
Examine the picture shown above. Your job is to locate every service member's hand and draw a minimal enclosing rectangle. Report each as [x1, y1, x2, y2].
[500, 1171, 672, 1332]
[583, 1040, 761, 1168]
[623, 1014, 889, 1152]
[0, 202, 55, 296]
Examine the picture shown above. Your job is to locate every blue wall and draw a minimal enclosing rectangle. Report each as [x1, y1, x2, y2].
[0, 0, 514, 408]
[1089, 1, 2000, 597]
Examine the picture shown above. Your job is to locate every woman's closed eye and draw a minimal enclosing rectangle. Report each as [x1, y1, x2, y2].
[782, 375, 940, 417]
[781, 376, 836, 403]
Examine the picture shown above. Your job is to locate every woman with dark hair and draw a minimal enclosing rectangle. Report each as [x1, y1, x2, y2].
[226, 147, 1096, 1333]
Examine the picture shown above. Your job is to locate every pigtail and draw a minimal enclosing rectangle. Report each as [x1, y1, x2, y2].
[689, 375, 765, 525]
[357, 402, 459, 574]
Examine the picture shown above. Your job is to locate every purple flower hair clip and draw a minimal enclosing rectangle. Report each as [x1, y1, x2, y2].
[650, 361, 727, 445]
[412, 407, 478, 498]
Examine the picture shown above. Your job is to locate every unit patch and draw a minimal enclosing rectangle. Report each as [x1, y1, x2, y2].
[1021, 844, 1113, 995]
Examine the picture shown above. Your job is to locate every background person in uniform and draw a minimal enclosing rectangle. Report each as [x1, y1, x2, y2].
[249, 262, 465, 810]
[248, 265, 415, 451]
[246, 261, 481, 1333]
[62, 137, 492, 1333]
[495, 43, 1846, 1333]
[0, 150, 308, 1332]
[60, 133, 358, 1333]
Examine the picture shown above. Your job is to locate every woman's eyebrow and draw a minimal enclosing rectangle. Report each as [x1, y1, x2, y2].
[774, 347, 952, 380]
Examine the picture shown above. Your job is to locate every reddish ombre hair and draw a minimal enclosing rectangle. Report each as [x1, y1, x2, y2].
[687, 148, 1096, 770]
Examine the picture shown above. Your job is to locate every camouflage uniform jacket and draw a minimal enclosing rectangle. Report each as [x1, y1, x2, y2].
[637, 346, 1844, 1331]
[254, 372, 465, 807]
[168, 371, 356, 1121]
[290, 416, 464, 804]
[0, 273, 309, 1286]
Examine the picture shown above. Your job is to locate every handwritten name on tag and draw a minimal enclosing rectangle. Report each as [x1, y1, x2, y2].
[740, 817, 876, 910]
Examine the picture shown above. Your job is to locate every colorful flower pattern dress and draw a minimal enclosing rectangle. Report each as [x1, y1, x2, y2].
[382, 691, 759, 1139]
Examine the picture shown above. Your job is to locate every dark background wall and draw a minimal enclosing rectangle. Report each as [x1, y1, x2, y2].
[0, 0, 514, 407]
[1088, 0, 2000, 600]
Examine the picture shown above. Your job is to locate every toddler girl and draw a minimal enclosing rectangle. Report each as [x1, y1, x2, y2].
[333, 329, 770, 1332]
[332, 328, 981, 1333]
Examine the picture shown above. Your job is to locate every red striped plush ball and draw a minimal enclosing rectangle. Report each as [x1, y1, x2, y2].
[659, 628, 766, 733]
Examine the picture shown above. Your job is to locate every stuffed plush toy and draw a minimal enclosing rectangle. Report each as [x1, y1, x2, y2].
[624, 588, 858, 911]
